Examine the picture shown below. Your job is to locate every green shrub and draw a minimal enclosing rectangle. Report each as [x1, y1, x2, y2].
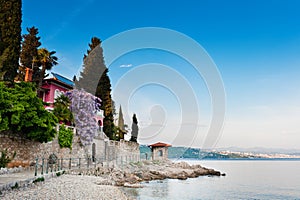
[58, 124, 73, 149]
[0, 82, 58, 142]
[11, 182, 18, 189]
[0, 149, 16, 168]
[33, 177, 44, 183]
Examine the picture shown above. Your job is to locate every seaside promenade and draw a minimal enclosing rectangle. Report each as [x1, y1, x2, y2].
[0, 169, 41, 191]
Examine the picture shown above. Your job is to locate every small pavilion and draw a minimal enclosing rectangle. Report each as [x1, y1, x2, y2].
[149, 142, 172, 160]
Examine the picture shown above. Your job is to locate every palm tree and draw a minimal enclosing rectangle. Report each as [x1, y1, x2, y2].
[37, 48, 58, 89]
[53, 94, 73, 125]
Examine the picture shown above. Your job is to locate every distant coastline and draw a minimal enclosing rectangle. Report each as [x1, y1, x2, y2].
[140, 145, 300, 160]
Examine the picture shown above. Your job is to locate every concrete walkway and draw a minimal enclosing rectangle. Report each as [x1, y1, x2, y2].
[0, 170, 34, 184]
[0, 169, 61, 192]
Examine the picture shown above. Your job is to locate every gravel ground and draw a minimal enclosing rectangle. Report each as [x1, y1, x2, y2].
[1, 175, 132, 200]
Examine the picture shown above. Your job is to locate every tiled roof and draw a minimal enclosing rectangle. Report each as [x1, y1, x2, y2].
[149, 142, 172, 147]
[51, 72, 74, 87]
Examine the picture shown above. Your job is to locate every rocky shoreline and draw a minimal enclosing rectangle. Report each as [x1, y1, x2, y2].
[68, 160, 225, 187]
[1, 160, 224, 199]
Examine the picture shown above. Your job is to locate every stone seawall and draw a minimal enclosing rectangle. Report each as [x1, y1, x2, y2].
[0, 132, 85, 164]
[0, 130, 140, 166]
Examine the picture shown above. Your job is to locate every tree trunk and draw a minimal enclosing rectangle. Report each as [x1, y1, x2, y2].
[38, 64, 46, 90]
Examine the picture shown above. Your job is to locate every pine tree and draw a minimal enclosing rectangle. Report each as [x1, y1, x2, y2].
[18, 26, 41, 81]
[0, 0, 22, 82]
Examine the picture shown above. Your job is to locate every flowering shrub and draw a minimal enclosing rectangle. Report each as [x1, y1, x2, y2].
[65, 89, 101, 145]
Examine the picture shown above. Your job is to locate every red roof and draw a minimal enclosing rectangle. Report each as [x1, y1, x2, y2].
[149, 142, 172, 147]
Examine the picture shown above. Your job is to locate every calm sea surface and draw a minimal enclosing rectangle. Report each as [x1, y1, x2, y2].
[124, 160, 300, 200]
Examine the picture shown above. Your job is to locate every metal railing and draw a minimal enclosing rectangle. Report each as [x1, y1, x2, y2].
[34, 154, 141, 176]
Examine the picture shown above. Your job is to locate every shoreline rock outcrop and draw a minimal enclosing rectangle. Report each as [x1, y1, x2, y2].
[68, 160, 225, 187]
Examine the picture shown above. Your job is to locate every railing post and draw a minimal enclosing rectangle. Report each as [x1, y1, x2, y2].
[56, 159, 59, 171]
[34, 158, 38, 176]
[61, 158, 63, 170]
[46, 159, 48, 174]
[79, 158, 81, 169]
[41, 158, 44, 175]
[69, 158, 71, 170]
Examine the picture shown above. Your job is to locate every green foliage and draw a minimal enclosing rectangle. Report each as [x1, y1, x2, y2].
[11, 182, 18, 189]
[58, 124, 73, 149]
[53, 94, 73, 124]
[20, 27, 41, 68]
[75, 37, 106, 95]
[0, 0, 22, 82]
[130, 114, 138, 142]
[18, 26, 41, 81]
[0, 82, 58, 142]
[84, 37, 101, 60]
[33, 177, 44, 183]
[96, 68, 116, 140]
[37, 48, 58, 89]
[0, 149, 16, 168]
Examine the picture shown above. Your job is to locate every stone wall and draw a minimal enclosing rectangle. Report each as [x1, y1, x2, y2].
[92, 138, 140, 163]
[0, 130, 86, 164]
[0, 129, 140, 166]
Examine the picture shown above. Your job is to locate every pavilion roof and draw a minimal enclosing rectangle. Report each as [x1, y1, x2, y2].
[149, 142, 172, 147]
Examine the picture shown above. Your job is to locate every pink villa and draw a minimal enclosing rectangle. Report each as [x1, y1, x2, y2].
[40, 72, 74, 111]
[36, 72, 104, 131]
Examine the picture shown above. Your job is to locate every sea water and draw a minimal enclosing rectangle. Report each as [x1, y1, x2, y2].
[124, 160, 300, 200]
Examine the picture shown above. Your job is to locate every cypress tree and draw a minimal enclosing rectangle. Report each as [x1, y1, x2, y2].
[130, 114, 139, 142]
[96, 68, 115, 139]
[0, 0, 22, 82]
[76, 37, 106, 95]
[76, 37, 116, 140]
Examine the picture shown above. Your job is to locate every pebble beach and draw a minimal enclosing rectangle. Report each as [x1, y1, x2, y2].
[1, 175, 131, 200]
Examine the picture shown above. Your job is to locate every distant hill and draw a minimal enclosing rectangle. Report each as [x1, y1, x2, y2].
[140, 145, 200, 159]
[140, 145, 300, 160]
[140, 145, 230, 159]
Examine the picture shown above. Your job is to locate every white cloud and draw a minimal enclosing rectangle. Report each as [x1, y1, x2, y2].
[119, 64, 133, 68]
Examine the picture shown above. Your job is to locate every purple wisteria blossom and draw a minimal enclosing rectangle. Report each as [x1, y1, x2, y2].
[65, 89, 101, 145]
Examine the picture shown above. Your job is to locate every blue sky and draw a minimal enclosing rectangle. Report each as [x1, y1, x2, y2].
[22, 0, 300, 149]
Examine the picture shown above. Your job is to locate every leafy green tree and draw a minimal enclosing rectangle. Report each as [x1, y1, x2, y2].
[18, 26, 41, 81]
[0, 0, 22, 82]
[37, 48, 58, 89]
[0, 82, 58, 142]
[53, 94, 73, 125]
